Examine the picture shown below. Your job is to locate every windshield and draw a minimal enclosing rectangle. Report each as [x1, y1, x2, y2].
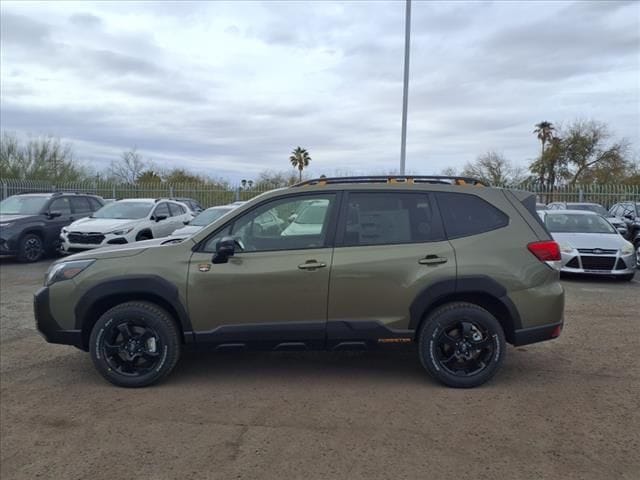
[0, 196, 49, 215]
[190, 208, 232, 226]
[545, 213, 616, 234]
[569, 204, 608, 216]
[295, 204, 329, 225]
[93, 201, 152, 219]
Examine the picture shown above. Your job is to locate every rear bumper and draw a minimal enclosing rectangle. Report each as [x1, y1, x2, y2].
[512, 321, 563, 346]
[34, 287, 85, 349]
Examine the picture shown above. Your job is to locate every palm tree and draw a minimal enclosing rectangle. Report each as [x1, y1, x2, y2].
[533, 121, 555, 157]
[289, 147, 311, 182]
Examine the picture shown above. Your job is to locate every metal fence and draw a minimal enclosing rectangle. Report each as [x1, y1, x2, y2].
[1, 178, 638, 209]
[0, 179, 271, 208]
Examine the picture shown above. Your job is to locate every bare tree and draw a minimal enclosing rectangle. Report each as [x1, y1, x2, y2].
[461, 151, 522, 186]
[109, 148, 146, 183]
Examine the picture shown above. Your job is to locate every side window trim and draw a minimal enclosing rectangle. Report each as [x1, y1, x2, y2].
[334, 190, 445, 247]
[196, 191, 343, 253]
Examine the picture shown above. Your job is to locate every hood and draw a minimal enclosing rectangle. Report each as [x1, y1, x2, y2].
[552, 232, 627, 250]
[170, 225, 203, 237]
[60, 236, 194, 262]
[0, 214, 38, 223]
[606, 216, 625, 227]
[67, 217, 137, 233]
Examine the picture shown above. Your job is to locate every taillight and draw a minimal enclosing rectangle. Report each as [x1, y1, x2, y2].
[528, 241, 561, 262]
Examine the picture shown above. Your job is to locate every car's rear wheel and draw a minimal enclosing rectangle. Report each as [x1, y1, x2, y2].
[418, 302, 506, 388]
[17, 233, 44, 263]
[89, 301, 181, 387]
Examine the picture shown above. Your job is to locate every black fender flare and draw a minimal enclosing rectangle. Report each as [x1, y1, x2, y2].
[408, 275, 522, 331]
[74, 275, 193, 339]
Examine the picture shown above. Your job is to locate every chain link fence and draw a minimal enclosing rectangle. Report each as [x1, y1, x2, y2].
[1, 178, 638, 209]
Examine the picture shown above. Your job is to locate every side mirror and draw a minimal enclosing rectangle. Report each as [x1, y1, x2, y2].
[154, 215, 168, 222]
[212, 236, 236, 264]
[183, 220, 190, 225]
[48, 211, 62, 219]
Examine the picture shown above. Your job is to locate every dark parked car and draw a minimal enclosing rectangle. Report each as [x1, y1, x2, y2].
[609, 202, 640, 239]
[0, 192, 104, 262]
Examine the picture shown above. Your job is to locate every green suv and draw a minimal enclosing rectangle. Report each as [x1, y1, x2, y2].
[34, 176, 565, 388]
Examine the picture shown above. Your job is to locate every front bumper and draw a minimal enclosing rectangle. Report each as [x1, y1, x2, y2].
[34, 287, 84, 349]
[0, 231, 19, 256]
[560, 251, 636, 275]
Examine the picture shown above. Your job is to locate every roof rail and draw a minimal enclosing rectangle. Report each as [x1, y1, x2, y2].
[294, 175, 487, 187]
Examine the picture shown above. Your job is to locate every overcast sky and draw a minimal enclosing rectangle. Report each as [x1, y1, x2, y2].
[1, 0, 639, 181]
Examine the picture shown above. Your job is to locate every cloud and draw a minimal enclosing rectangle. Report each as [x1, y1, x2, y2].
[0, 0, 638, 180]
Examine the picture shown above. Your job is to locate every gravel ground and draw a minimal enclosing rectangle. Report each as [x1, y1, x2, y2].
[1, 258, 638, 480]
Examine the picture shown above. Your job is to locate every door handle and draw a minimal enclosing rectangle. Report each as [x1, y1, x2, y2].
[298, 261, 327, 270]
[419, 255, 448, 265]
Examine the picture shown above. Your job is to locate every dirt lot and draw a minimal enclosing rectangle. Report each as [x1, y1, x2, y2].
[1, 258, 638, 480]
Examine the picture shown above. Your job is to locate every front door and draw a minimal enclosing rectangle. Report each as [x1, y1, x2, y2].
[187, 193, 339, 349]
[327, 191, 456, 346]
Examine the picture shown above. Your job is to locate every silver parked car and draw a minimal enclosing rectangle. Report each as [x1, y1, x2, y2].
[170, 205, 237, 237]
[540, 210, 636, 281]
[546, 202, 627, 236]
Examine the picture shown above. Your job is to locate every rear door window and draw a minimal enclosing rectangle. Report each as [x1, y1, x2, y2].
[338, 192, 444, 246]
[49, 197, 72, 216]
[436, 192, 508, 239]
[70, 196, 92, 214]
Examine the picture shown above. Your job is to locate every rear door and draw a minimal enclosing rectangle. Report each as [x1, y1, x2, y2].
[327, 191, 455, 345]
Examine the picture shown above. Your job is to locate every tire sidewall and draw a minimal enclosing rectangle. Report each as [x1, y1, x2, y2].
[89, 303, 179, 387]
[419, 304, 506, 388]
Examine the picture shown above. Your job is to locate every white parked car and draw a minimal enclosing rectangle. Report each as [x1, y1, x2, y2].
[60, 198, 191, 253]
[281, 199, 329, 236]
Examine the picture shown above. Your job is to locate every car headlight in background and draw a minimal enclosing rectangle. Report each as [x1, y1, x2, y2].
[558, 242, 575, 254]
[109, 227, 134, 236]
[45, 259, 95, 286]
[61, 227, 68, 234]
[620, 243, 634, 256]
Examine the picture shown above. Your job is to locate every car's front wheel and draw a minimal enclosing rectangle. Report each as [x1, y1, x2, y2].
[418, 302, 506, 388]
[89, 301, 181, 387]
[17, 233, 45, 263]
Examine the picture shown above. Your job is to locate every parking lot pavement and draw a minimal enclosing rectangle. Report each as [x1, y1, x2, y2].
[1, 258, 638, 480]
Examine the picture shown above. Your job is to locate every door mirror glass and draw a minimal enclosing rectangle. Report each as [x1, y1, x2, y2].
[154, 215, 168, 222]
[48, 211, 62, 218]
[213, 236, 236, 263]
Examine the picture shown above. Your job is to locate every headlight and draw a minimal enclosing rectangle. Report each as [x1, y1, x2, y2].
[45, 259, 95, 286]
[559, 242, 575, 254]
[61, 227, 68, 234]
[109, 227, 134, 236]
[620, 243, 634, 256]
[0, 222, 13, 228]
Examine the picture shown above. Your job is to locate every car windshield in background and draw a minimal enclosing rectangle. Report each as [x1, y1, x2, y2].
[295, 204, 329, 225]
[93, 202, 152, 219]
[545, 213, 616, 234]
[190, 208, 232, 226]
[0, 196, 49, 215]
[570, 204, 608, 216]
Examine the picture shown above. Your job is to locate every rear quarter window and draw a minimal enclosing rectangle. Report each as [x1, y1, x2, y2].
[436, 192, 509, 239]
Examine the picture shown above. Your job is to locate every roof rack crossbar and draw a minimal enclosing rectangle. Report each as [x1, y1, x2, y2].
[294, 175, 487, 187]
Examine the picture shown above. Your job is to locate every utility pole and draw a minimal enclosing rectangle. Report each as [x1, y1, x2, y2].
[399, 0, 412, 175]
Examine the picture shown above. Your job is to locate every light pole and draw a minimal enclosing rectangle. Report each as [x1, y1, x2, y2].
[399, 0, 412, 175]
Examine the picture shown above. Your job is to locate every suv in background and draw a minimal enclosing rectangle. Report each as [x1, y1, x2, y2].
[171, 197, 203, 214]
[547, 202, 627, 236]
[60, 198, 192, 253]
[35, 176, 565, 389]
[609, 202, 640, 239]
[0, 192, 104, 262]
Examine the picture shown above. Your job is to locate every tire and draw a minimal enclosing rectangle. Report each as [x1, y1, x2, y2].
[135, 230, 152, 242]
[418, 302, 506, 388]
[89, 301, 181, 387]
[17, 233, 45, 263]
